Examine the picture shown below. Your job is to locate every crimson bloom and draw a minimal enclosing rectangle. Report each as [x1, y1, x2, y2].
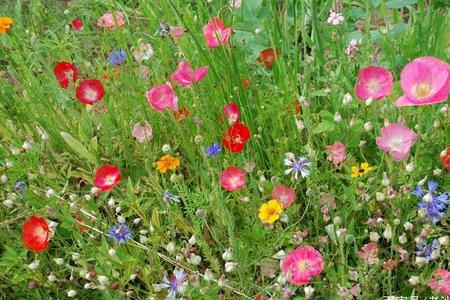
[22, 216, 50, 252]
[75, 79, 105, 105]
[53, 62, 78, 89]
[94, 165, 122, 192]
[222, 123, 251, 153]
[71, 18, 83, 31]
[257, 48, 281, 69]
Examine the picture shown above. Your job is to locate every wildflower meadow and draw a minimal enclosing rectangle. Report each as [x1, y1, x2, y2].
[1, 0, 450, 299]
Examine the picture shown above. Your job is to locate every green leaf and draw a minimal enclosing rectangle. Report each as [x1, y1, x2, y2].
[60, 132, 98, 165]
[312, 120, 335, 134]
[386, 0, 417, 9]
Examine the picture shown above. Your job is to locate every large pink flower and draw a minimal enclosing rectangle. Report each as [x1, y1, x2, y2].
[325, 141, 346, 165]
[146, 82, 178, 112]
[171, 60, 208, 87]
[271, 185, 296, 208]
[281, 245, 324, 286]
[395, 56, 450, 107]
[97, 12, 125, 29]
[203, 17, 232, 48]
[355, 66, 393, 101]
[357, 242, 378, 265]
[220, 167, 246, 192]
[376, 123, 417, 162]
[428, 269, 450, 296]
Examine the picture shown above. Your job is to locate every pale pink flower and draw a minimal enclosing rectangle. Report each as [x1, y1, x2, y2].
[220, 167, 246, 192]
[428, 269, 450, 295]
[170, 26, 185, 39]
[357, 242, 378, 265]
[132, 121, 153, 143]
[376, 123, 417, 162]
[229, 0, 242, 8]
[327, 11, 344, 25]
[355, 66, 393, 101]
[395, 56, 450, 107]
[97, 12, 125, 29]
[281, 245, 324, 286]
[171, 60, 208, 87]
[146, 82, 178, 112]
[325, 141, 346, 165]
[224, 103, 240, 124]
[133, 42, 154, 62]
[203, 17, 232, 48]
[271, 185, 296, 208]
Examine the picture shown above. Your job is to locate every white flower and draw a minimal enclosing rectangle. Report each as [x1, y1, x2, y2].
[22, 141, 33, 151]
[327, 11, 344, 25]
[204, 268, 215, 281]
[405, 162, 415, 173]
[363, 122, 372, 132]
[48, 273, 57, 282]
[54, 258, 64, 265]
[369, 231, 380, 242]
[272, 250, 286, 260]
[383, 224, 393, 240]
[222, 248, 233, 261]
[342, 93, 353, 105]
[187, 254, 202, 265]
[98, 275, 109, 286]
[46, 188, 55, 198]
[162, 144, 171, 153]
[304, 286, 315, 299]
[108, 249, 116, 256]
[408, 276, 420, 286]
[67, 290, 77, 298]
[165, 242, 176, 253]
[108, 197, 116, 207]
[188, 235, 197, 245]
[225, 261, 238, 272]
[439, 236, 449, 246]
[334, 112, 342, 122]
[27, 260, 40, 270]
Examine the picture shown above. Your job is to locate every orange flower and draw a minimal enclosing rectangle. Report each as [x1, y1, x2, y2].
[156, 155, 180, 173]
[257, 48, 281, 69]
[241, 78, 251, 89]
[0, 17, 13, 34]
[173, 106, 191, 121]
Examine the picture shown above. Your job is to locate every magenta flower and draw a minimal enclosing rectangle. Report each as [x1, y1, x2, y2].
[376, 123, 417, 162]
[355, 66, 393, 101]
[171, 60, 208, 87]
[223, 103, 240, 124]
[395, 56, 450, 107]
[146, 82, 178, 112]
[220, 167, 246, 192]
[203, 17, 232, 48]
[271, 185, 296, 208]
[325, 141, 346, 165]
[428, 269, 450, 296]
[281, 245, 324, 286]
[357, 242, 378, 265]
[132, 121, 153, 143]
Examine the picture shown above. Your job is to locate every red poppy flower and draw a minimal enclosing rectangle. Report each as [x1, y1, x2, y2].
[93, 164, 122, 192]
[440, 147, 450, 171]
[173, 106, 191, 121]
[22, 216, 50, 252]
[53, 62, 78, 89]
[71, 18, 84, 31]
[257, 48, 281, 69]
[75, 79, 105, 105]
[222, 123, 251, 153]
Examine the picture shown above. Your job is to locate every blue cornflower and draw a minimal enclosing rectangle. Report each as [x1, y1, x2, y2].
[416, 239, 439, 261]
[109, 50, 126, 65]
[14, 181, 27, 194]
[108, 224, 132, 244]
[413, 180, 448, 224]
[162, 190, 180, 204]
[205, 142, 222, 157]
[283, 153, 312, 180]
[152, 268, 187, 300]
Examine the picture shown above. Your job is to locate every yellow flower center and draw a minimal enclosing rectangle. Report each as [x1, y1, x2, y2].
[414, 82, 431, 99]
[297, 261, 309, 271]
[367, 80, 378, 92]
[104, 175, 115, 185]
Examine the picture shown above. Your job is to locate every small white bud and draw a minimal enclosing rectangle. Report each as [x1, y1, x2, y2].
[108, 249, 116, 256]
[383, 224, 393, 241]
[399, 234, 408, 244]
[365, 97, 374, 106]
[375, 192, 385, 201]
[108, 197, 116, 207]
[48, 273, 57, 282]
[5, 160, 13, 168]
[225, 261, 238, 272]
[3, 199, 13, 208]
[188, 235, 197, 245]
[84, 194, 91, 201]
[28, 260, 40, 270]
[415, 256, 428, 267]
[133, 218, 141, 224]
[304, 286, 315, 299]
[115, 206, 121, 213]
[22, 141, 33, 151]
[334, 112, 342, 122]
[408, 276, 420, 286]
[1, 174, 7, 183]
[117, 216, 125, 224]
[433, 168, 442, 176]
[405, 162, 415, 173]
[72, 252, 81, 261]
[363, 122, 372, 132]
[98, 275, 109, 286]
[187, 254, 202, 265]
[162, 144, 171, 153]
[204, 269, 215, 281]
[54, 258, 64, 265]
[46, 188, 55, 198]
[67, 290, 77, 298]
[165, 242, 176, 253]
[439, 236, 449, 246]
[255, 28, 261, 34]
[342, 93, 353, 105]
[272, 250, 286, 260]
[369, 231, 380, 242]
[222, 248, 233, 261]
[404, 222, 413, 231]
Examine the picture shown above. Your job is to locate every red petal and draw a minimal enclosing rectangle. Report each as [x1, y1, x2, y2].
[22, 216, 50, 252]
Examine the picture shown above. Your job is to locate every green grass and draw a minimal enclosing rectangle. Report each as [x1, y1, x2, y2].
[0, 0, 449, 299]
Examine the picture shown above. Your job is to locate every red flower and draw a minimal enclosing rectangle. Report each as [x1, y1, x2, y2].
[75, 79, 105, 105]
[94, 165, 122, 192]
[257, 48, 281, 69]
[71, 18, 84, 31]
[22, 216, 50, 252]
[222, 123, 251, 153]
[440, 147, 450, 171]
[53, 62, 78, 89]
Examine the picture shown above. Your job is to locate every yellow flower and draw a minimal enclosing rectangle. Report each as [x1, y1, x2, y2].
[351, 162, 373, 178]
[156, 155, 180, 173]
[258, 199, 283, 224]
[0, 17, 13, 34]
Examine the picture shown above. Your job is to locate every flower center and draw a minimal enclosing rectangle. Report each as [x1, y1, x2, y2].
[104, 175, 115, 186]
[367, 80, 379, 92]
[297, 261, 309, 271]
[232, 135, 243, 144]
[85, 89, 97, 100]
[414, 82, 431, 99]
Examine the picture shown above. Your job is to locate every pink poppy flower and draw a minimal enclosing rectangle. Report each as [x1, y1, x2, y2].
[271, 185, 296, 208]
[97, 12, 125, 29]
[170, 26, 185, 39]
[146, 82, 178, 112]
[281, 245, 324, 286]
[132, 121, 153, 143]
[75, 79, 105, 105]
[376, 123, 417, 162]
[220, 167, 246, 192]
[355, 66, 393, 101]
[224, 103, 240, 124]
[325, 141, 346, 165]
[428, 269, 450, 296]
[395, 56, 450, 107]
[171, 60, 208, 87]
[94, 165, 122, 192]
[357, 242, 378, 265]
[203, 17, 232, 48]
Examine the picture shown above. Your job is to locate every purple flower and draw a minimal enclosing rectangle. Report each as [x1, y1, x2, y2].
[152, 268, 187, 299]
[417, 239, 439, 261]
[108, 224, 132, 244]
[284, 153, 312, 180]
[109, 49, 126, 65]
[413, 181, 448, 224]
[205, 142, 222, 157]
